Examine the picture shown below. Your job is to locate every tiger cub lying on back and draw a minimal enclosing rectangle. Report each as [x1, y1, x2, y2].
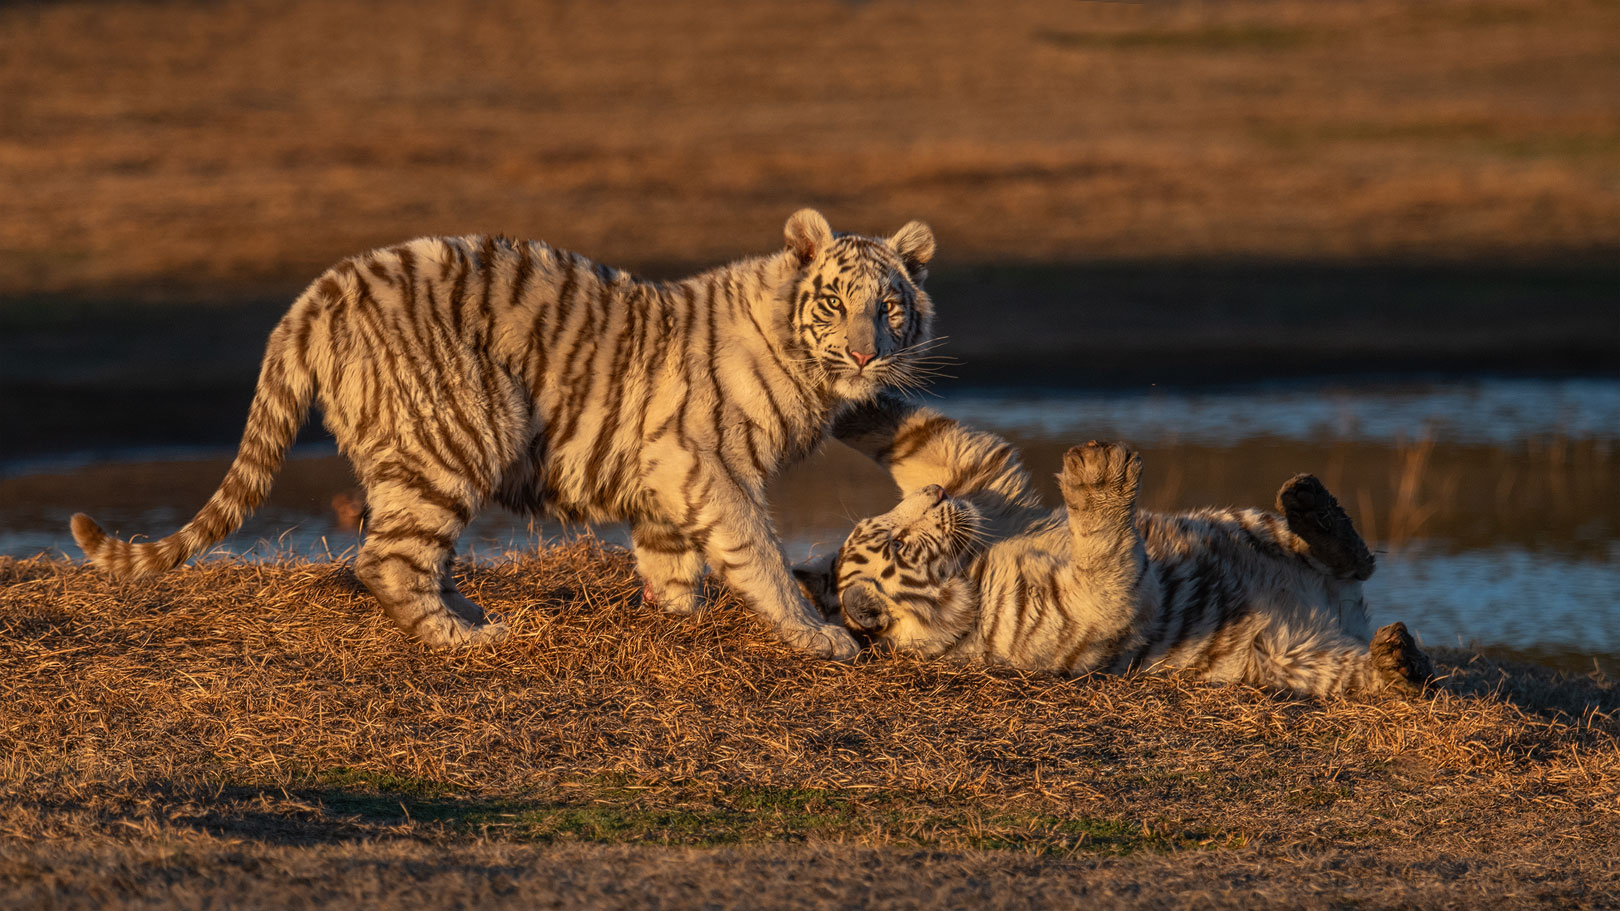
[795, 402, 1436, 697]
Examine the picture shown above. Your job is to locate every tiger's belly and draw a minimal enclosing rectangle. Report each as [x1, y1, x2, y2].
[492, 424, 649, 524]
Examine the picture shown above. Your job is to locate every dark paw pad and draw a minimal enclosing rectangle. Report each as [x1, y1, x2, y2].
[1371, 622, 1435, 694]
[1279, 474, 1376, 581]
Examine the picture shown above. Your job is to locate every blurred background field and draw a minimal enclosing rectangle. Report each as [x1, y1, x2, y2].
[1, 0, 1617, 671]
[3, 0, 1618, 289]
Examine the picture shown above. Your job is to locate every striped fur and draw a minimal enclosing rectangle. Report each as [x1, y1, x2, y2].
[72, 209, 940, 656]
[796, 406, 1434, 697]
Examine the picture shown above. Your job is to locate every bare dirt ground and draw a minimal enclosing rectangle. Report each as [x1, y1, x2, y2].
[2, 0, 1617, 297]
[3, 542, 1616, 909]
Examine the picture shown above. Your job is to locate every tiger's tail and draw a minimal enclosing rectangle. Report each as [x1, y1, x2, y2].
[71, 311, 316, 577]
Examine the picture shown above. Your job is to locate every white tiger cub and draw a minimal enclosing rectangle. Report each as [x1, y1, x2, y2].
[71, 210, 939, 658]
[796, 402, 1436, 696]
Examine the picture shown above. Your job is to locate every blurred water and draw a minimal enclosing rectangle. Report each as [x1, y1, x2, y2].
[3, 377, 1616, 671]
[942, 377, 1620, 445]
[1374, 544, 1620, 665]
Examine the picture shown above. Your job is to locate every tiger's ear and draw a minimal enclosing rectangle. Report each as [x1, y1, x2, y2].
[791, 552, 840, 620]
[888, 220, 935, 282]
[785, 209, 833, 266]
[840, 582, 892, 633]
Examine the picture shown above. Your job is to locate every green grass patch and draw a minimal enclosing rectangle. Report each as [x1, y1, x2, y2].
[1284, 784, 1354, 809]
[285, 773, 1228, 855]
[297, 765, 454, 798]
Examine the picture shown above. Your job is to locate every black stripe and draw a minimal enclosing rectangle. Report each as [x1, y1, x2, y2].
[1127, 562, 1181, 672]
[1160, 556, 1217, 662]
[446, 241, 471, 340]
[547, 273, 610, 453]
[368, 524, 457, 552]
[544, 253, 583, 350]
[375, 550, 436, 579]
[372, 462, 474, 524]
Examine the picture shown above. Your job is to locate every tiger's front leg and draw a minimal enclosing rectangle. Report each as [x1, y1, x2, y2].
[631, 517, 705, 616]
[1058, 441, 1152, 670]
[1059, 441, 1145, 583]
[647, 457, 859, 660]
[704, 495, 861, 660]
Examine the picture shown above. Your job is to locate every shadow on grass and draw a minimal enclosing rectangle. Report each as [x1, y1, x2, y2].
[1434, 649, 1620, 725]
[134, 771, 1217, 856]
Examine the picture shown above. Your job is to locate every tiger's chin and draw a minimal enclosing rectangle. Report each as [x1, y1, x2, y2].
[830, 373, 885, 401]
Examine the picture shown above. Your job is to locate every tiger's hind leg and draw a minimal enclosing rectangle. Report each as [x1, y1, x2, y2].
[632, 517, 706, 616]
[1368, 621, 1436, 694]
[354, 466, 508, 648]
[1244, 619, 1435, 697]
[1245, 622, 1377, 697]
[1278, 474, 1376, 581]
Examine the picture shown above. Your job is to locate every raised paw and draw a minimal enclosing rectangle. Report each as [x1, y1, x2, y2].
[1060, 441, 1141, 510]
[1278, 474, 1376, 581]
[1370, 621, 1435, 695]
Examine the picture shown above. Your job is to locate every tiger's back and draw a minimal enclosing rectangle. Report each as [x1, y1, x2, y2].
[304, 235, 833, 523]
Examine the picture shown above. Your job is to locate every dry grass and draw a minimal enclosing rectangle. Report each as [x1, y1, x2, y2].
[2, 541, 1617, 908]
[2, 0, 1618, 299]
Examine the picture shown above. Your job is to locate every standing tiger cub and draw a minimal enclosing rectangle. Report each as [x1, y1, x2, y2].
[797, 404, 1436, 696]
[72, 210, 939, 658]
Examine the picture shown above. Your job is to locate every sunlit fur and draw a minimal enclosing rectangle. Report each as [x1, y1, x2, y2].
[797, 403, 1434, 697]
[71, 209, 939, 656]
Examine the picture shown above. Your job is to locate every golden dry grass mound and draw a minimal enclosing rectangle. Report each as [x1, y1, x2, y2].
[2, 541, 1616, 909]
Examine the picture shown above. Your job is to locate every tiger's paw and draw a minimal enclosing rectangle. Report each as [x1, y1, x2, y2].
[642, 581, 706, 617]
[780, 620, 861, 661]
[418, 615, 510, 650]
[464, 621, 511, 647]
[1370, 622, 1435, 695]
[1060, 441, 1141, 511]
[1279, 474, 1376, 581]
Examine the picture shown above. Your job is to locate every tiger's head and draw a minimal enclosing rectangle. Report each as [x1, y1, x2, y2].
[782, 209, 939, 401]
[793, 484, 983, 656]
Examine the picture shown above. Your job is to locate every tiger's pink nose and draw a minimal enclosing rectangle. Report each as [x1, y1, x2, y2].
[849, 349, 875, 368]
[922, 484, 946, 503]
